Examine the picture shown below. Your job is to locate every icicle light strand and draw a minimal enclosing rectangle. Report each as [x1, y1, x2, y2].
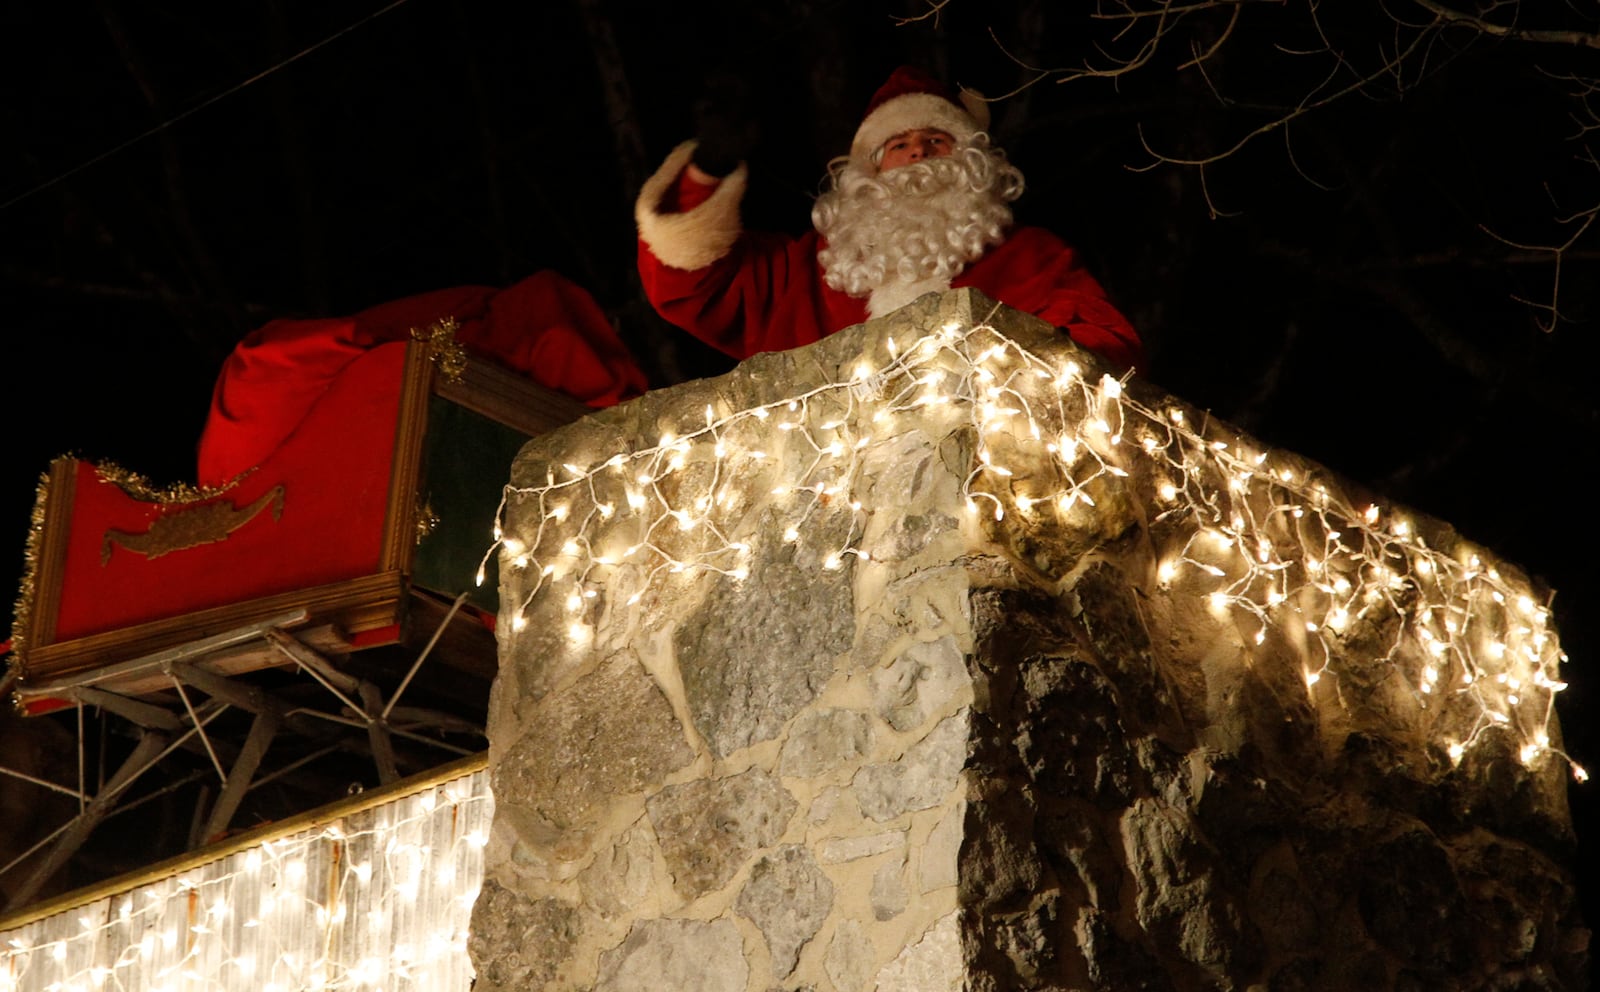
[486, 319, 1580, 781]
[0, 768, 491, 992]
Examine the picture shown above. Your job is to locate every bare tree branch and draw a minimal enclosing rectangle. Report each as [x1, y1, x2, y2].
[892, 0, 954, 27]
[1412, 0, 1600, 48]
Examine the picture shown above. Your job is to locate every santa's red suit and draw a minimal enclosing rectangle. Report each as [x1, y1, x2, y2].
[636, 134, 1144, 370]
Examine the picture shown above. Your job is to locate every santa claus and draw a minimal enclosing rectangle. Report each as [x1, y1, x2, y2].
[636, 66, 1144, 370]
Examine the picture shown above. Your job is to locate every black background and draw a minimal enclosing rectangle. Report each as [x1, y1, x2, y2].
[2, 0, 1595, 919]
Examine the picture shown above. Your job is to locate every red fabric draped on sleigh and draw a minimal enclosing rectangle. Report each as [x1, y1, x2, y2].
[197, 270, 647, 488]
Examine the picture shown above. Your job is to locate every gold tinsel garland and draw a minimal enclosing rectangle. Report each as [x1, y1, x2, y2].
[92, 461, 247, 504]
[412, 317, 467, 382]
[7, 470, 51, 668]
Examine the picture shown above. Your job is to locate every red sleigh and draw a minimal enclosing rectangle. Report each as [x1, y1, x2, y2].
[10, 330, 591, 715]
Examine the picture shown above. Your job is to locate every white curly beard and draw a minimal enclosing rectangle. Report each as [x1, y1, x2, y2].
[812, 137, 1025, 317]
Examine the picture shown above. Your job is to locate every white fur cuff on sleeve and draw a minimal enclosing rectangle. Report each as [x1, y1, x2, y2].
[635, 140, 748, 271]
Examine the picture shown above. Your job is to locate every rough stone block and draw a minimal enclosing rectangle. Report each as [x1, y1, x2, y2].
[594, 918, 748, 992]
[736, 844, 834, 978]
[646, 767, 796, 902]
[490, 651, 693, 860]
[853, 710, 969, 822]
[675, 506, 855, 757]
[780, 708, 873, 779]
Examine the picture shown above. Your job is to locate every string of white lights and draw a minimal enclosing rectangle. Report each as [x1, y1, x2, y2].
[485, 318, 1580, 781]
[0, 768, 491, 992]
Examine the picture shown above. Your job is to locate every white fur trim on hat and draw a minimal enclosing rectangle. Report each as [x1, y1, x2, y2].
[850, 90, 989, 166]
[635, 140, 749, 271]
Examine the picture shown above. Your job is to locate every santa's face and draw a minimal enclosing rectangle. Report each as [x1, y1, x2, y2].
[877, 129, 955, 173]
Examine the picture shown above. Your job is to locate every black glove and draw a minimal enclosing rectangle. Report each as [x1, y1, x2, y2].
[691, 73, 760, 178]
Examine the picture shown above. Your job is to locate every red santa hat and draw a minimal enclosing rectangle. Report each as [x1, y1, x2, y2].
[849, 66, 991, 167]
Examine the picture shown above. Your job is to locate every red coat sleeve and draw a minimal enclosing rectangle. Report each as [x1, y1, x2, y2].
[635, 147, 849, 360]
[638, 230, 845, 360]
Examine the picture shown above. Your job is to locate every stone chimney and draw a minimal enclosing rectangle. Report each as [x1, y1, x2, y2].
[468, 290, 1587, 990]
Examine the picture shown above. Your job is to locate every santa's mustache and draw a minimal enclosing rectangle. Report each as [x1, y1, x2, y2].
[840, 148, 1011, 204]
[874, 157, 971, 198]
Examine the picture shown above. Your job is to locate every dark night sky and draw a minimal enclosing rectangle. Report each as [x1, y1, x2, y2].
[2, 0, 1596, 910]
